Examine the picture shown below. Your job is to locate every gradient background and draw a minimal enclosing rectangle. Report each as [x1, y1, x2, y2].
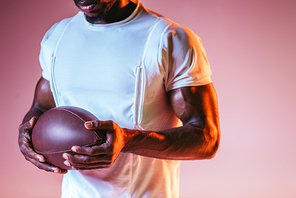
[1, 0, 295, 197]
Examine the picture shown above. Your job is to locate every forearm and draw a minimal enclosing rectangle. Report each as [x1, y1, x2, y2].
[122, 123, 220, 160]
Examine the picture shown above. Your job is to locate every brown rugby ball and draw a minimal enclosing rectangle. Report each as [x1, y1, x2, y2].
[32, 106, 104, 170]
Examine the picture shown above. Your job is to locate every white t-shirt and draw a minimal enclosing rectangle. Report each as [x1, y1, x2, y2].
[39, 2, 212, 198]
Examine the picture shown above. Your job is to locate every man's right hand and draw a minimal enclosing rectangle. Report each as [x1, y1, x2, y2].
[18, 116, 67, 174]
[18, 77, 64, 173]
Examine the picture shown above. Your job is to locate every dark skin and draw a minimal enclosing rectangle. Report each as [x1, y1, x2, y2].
[19, 77, 220, 172]
[18, 0, 220, 173]
[74, 0, 137, 24]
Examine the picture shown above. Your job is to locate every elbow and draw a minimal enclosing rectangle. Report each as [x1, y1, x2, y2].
[205, 135, 220, 159]
[200, 127, 221, 160]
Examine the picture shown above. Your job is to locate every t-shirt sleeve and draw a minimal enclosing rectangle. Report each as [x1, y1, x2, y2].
[38, 23, 59, 81]
[162, 25, 212, 91]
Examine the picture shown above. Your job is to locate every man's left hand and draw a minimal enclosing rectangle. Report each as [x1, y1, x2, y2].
[63, 120, 127, 170]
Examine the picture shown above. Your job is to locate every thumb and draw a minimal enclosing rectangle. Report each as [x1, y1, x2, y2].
[84, 120, 112, 131]
[29, 116, 37, 127]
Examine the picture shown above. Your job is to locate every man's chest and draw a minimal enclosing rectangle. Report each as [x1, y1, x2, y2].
[53, 28, 147, 94]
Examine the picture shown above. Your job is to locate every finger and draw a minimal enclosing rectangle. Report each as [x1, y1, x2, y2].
[71, 132, 114, 155]
[71, 145, 111, 155]
[20, 147, 63, 173]
[64, 153, 112, 164]
[18, 117, 67, 174]
[84, 120, 112, 131]
[28, 116, 37, 128]
[24, 146, 46, 163]
[19, 134, 46, 163]
[19, 129, 46, 163]
[71, 162, 111, 170]
[63, 153, 112, 169]
[26, 156, 67, 174]
[19, 117, 36, 133]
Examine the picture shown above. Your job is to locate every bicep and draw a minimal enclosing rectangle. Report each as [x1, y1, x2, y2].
[169, 83, 219, 130]
[32, 77, 55, 112]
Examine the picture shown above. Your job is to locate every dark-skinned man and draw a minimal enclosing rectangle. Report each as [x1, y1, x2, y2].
[19, 0, 220, 197]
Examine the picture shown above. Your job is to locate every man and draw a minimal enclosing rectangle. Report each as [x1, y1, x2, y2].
[18, 0, 220, 197]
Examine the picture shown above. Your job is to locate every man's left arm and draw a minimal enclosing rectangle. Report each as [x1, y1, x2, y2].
[63, 83, 220, 169]
[123, 83, 220, 160]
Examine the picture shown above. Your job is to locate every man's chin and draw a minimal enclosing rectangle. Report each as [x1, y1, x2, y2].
[84, 14, 106, 24]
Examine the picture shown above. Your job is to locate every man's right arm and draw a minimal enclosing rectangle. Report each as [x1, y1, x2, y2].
[18, 77, 67, 173]
[22, 77, 55, 123]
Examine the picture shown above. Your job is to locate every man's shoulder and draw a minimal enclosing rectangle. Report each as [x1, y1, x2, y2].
[46, 15, 77, 38]
[141, 6, 172, 26]
[41, 13, 81, 47]
[141, 5, 191, 35]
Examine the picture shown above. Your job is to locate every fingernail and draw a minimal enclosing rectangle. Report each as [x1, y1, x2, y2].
[84, 121, 92, 128]
[29, 117, 35, 125]
[64, 161, 71, 166]
[72, 146, 78, 152]
[62, 153, 68, 160]
[37, 156, 45, 162]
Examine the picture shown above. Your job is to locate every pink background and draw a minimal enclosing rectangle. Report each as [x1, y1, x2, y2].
[1, 0, 295, 197]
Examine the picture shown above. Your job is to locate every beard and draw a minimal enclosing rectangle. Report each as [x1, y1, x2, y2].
[85, 3, 113, 23]
[74, 0, 118, 24]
